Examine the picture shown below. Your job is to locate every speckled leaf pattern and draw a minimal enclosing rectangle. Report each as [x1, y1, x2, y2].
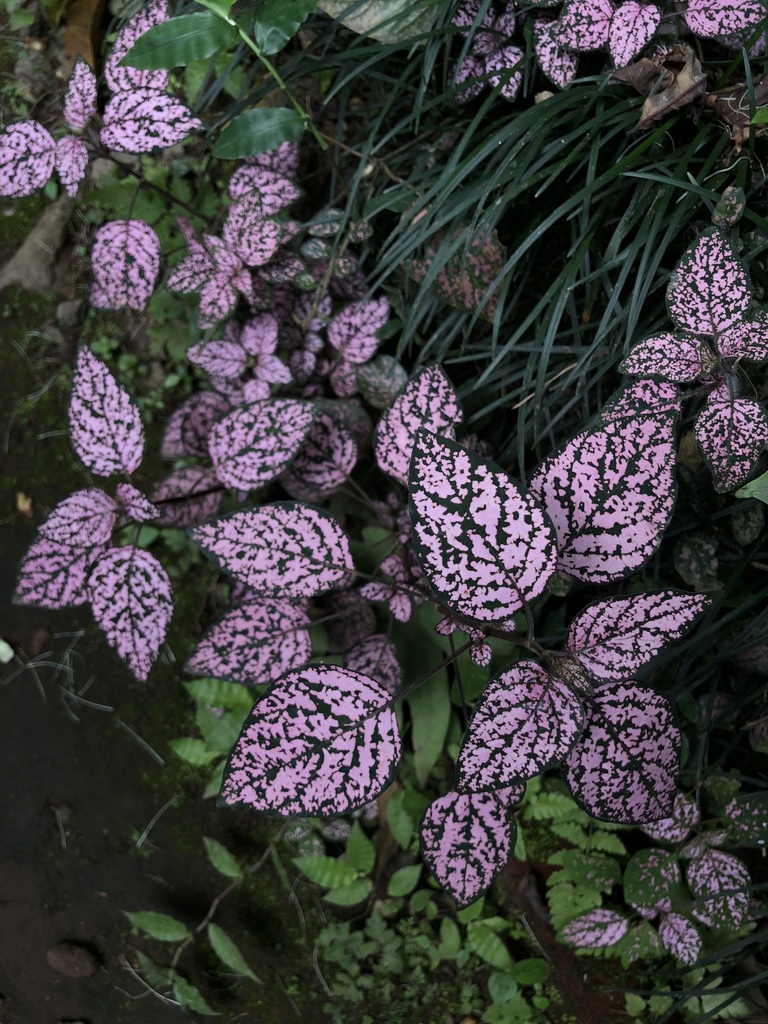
[228, 165, 302, 214]
[565, 590, 710, 681]
[324, 590, 376, 653]
[328, 297, 389, 364]
[89, 220, 160, 312]
[641, 792, 700, 843]
[101, 89, 203, 153]
[599, 379, 681, 424]
[694, 387, 768, 492]
[248, 139, 299, 178]
[151, 467, 222, 528]
[620, 333, 715, 383]
[619, 922, 662, 966]
[104, 0, 170, 93]
[281, 407, 358, 502]
[37, 489, 118, 548]
[186, 598, 311, 686]
[724, 795, 768, 844]
[717, 311, 768, 361]
[188, 340, 247, 380]
[609, 2, 661, 65]
[356, 356, 408, 410]
[346, 636, 402, 696]
[116, 483, 159, 523]
[87, 546, 172, 681]
[419, 787, 523, 908]
[54, 135, 88, 198]
[373, 366, 463, 485]
[560, 909, 629, 949]
[160, 391, 230, 459]
[556, 0, 613, 50]
[563, 682, 681, 824]
[222, 204, 281, 268]
[190, 503, 355, 598]
[63, 57, 97, 131]
[687, 850, 751, 928]
[69, 348, 145, 477]
[208, 400, 314, 490]
[219, 666, 401, 816]
[409, 432, 556, 622]
[658, 913, 701, 965]
[457, 662, 585, 791]
[667, 230, 751, 336]
[534, 19, 579, 88]
[0, 121, 55, 197]
[528, 416, 676, 583]
[14, 537, 102, 608]
[624, 849, 681, 917]
[685, 0, 766, 38]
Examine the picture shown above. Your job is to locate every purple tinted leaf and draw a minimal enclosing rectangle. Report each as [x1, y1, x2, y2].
[37, 488, 118, 547]
[208, 400, 314, 490]
[411, 228, 507, 321]
[618, 922, 663, 967]
[228, 165, 302, 214]
[190, 503, 355, 598]
[685, 0, 766, 38]
[485, 45, 523, 101]
[565, 590, 710, 681]
[281, 407, 358, 503]
[687, 850, 751, 928]
[198, 275, 241, 329]
[220, 666, 401, 815]
[640, 792, 700, 843]
[89, 219, 160, 312]
[556, 0, 613, 50]
[186, 598, 311, 685]
[667, 230, 751, 336]
[63, 57, 97, 131]
[0, 121, 55, 198]
[356, 356, 408, 410]
[534, 19, 579, 88]
[101, 89, 203, 153]
[599, 378, 681, 424]
[188, 339, 247, 380]
[69, 347, 145, 476]
[14, 536, 102, 608]
[104, 0, 170, 93]
[167, 221, 214, 294]
[563, 682, 681, 824]
[694, 387, 768, 492]
[374, 366, 463, 485]
[88, 546, 172, 682]
[328, 297, 389, 364]
[457, 661, 585, 791]
[248, 139, 299, 178]
[54, 135, 88, 198]
[609, 2, 660, 66]
[150, 467, 222, 528]
[409, 432, 557, 623]
[620, 332, 716, 383]
[346, 635, 402, 696]
[240, 313, 278, 356]
[160, 391, 230, 459]
[329, 359, 358, 399]
[529, 416, 676, 583]
[658, 913, 701, 965]
[624, 849, 681, 917]
[222, 203, 281, 267]
[419, 787, 523, 908]
[560, 909, 629, 949]
[323, 590, 376, 653]
[724, 795, 768, 845]
[717, 311, 768, 361]
[116, 482, 159, 523]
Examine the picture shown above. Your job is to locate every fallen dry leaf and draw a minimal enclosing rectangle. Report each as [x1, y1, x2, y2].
[612, 43, 708, 133]
[707, 73, 768, 152]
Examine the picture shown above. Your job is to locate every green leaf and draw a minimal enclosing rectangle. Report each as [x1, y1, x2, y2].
[487, 971, 518, 1003]
[387, 864, 421, 897]
[252, 0, 319, 55]
[456, 898, 485, 923]
[204, 760, 225, 800]
[169, 737, 219, 765]
[466, 922, 513, 971]
[124, 910, 192, 942]
[386, 790, 416, 849]
[345, 820, 376, 875]
[293, 854, 360, 889]
[409, 889, 434, 914]
[508, 959, 550, 985]
[203, 837, 241, 879]
[323, 879, 373, 906]
[173, 974, 218, 1015]
[437, 917, 461, 960]
[547, 851, 621, 893]
[121, 13, 237, 69]
[207, 923, 261, 982]
[736, 470, 768, 504]
[136, 950, 174, 989]
[185, 678, 254, 709]
[405, 674, 450, 786]
[751, 108, 768, 125]
[214, 108, 306, 159]
[197, 0, 236, 17]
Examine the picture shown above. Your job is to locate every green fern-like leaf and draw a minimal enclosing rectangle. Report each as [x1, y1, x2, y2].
[588, 831, 628, 856]
[550, 821, 589, 848]
[523, 792, 585, 822]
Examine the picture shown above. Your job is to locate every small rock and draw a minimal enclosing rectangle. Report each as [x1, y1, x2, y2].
[56, 299, 84, 327]
[46, 942, 98, 978]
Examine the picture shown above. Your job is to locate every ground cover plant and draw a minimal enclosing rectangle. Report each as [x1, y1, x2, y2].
[3, 0, 768, 1019]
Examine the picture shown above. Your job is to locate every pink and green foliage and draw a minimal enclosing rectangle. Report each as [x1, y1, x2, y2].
[219, 666, 402, 815]
[0, 121, 56, 198]
[104, 0, 170, 93]
[160, 391, 230, 459]
[623, 848, 681, 917]
[560, 908, 629, 949]
[228, 163, 302, 216]
[534, 19, 579, 89]
[90, 220, 161, 312]
[345, 636, 402, 696]
[281, 406, 358, 502]
[555, 0, 613, 51]
[686, 849, 751, 928]
[618, 921, 663, 966]
[608, 2, 661, 65]
[452, 0, 522, 102]
[724, 795, 768, 845]
[151, 467, 222, 528]
[685, 0, 767, 38]
[658, 913, 702, 966]
[14, 538, 102, 609]
[101, 89, 204, 154]
[55, 136, 89, 199]
[641, 791, 700, 843]
[327, 297, 389, 365]
[410, 227, 507, 321]
[37, 489, 118, 548]
[116, 483, 159, 523]
[694, 385, 768, 493]
[62, 57, 97, 132]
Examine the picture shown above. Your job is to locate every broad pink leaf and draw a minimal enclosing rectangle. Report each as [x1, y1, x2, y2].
[208, 400, 314, 490]
[556, 0, 613, 50]
[222, 203, 281, 267]
[528, 416, 676, 583]
[228, 165, 302, 214]
[620, 332, 716, 383]
[565, 590, 710, 681]
[116, 483, 158, 523]
[457, 661, 585, 790]
[13, 537, 102, 608]
[104, 0, 170, 93]
[486, 45, 523, 102]
[240, 313, 279, 356]
[717, 311, 768, 361]
[219, 666, 401, 815]
[624, 849, 681, 917]
[54, 135, 88, 198]
[101, 89, 203, 153]
[248, 139, 299, 178]
[150, 467, 222, 528]
[346, 635, 402, 696]
[188, 339, 248, 379]
[63, 57, 97, 131]
[373, 366, 463, 485]
[667, 230, 751, 336]
[419, 787, 523, 908]
[534, 19, 579, 88]
[0, 121, 55, 197]
[560, 909, 629, 948]
[724, 794, 768, 845]
[687, 850, 751, 928]
[640, 792, 700, 843]
[281, 407, 358, 503]
[609, 2, 660, 66]
[198, 275, 241, 329]
[685, 0, 766, 38]
[37, 488, 118, 547]
[89, 219, 160, 311]
[88, 546, 172, 681]
[658, 913, 701, 965]
[69, 347, 144, 476]
[190, 503, 355, 598]
[409, 432, 557, 623]
[160, 391, 230, 459]
[694, 387, 768, 492]
[563, 682, 681, 824]
[328, 297, 389, 364]
[599, 378, 681, 424]
[186, 598, 311, 685]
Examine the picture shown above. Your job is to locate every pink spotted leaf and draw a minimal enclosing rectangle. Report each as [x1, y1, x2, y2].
[228, 165, 302, 214]
[188, 340, 248, 380]
[485, 45, 523, 101]
[324, 590, 376, 653]
[609, 2, 661, 66]
[222, 204, 281, 268]
[717, 311, 768, 361]
[617, 921, 663, 967]
[208, 400, 314, 490]
[327, 297, 389, 365]
[0, 121, 55, 198]
[248, 139, 299, 177]
[219, 666, 401, 816]
[623, 849, 681, 918]
[356, 356, 408, 410]
[160, 391, 230, 459]
[101, 89, 203, 154]
[620, 333, 716, 383]
[14, 537, 104, 608]
[116, 483, 159, 523]
[685, 0, 766, 39]
[641, 792, 700, 843]
[598, 378, 682, 425]
[667, 230, 751, 336]
[167, 222, 215, 294]
[658, 913, 702, 965]
[54, 135, 88, 198]
[37, 489, 118, 548]
[694, 386, 768, 493]
[151, 467, 222, 528]
[89, 220, 160, 312]
[69, 348, 144, 477]
[190, 503, 355, 599]
[410, 432, 557, 623]
[87, 546, 173, 681]
[346, 635, 402, 696]
[556, 0, 614, 51]
[563, 682, 681, 824]
[534, 19, 579, 88]
[280, 406, 358, 503]
[373, 366, 463, 486]
[687, 850, 751, 928]
[560, 909, 629, 949]
[565, 590, 710, 681]
[419, 786, 523, 908]
[457, 661, 585, 791]
[186, 598, 311, 686]
[104, 0, 170, 93]
[63, 57, 97, 132]
[724, 794, 768, 845]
